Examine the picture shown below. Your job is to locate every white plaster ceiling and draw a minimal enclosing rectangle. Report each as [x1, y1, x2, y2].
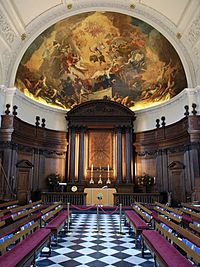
[0, 0, 200, 87]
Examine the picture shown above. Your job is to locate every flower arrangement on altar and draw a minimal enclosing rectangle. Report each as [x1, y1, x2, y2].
[97, 192, 103, 200]
[137, 173, 155, 186]
[47, 173, 61, 191]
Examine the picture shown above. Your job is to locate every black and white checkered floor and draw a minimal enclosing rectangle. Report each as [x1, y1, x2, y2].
[36, 213, 154, 267]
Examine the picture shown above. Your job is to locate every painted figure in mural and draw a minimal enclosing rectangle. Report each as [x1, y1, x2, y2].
[15, 12, 187, 110]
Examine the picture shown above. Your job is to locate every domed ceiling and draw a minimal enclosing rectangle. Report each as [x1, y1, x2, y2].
[15, 11, 187, 110]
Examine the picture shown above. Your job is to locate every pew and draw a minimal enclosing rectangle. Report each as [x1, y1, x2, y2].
[132, 202, 153, 225]
[0, 200, 18, 210]
[0, 221, 51, 267]
[9, 200, 42, 214]
[124, 209, 149, 245]
[181, 207, 200, 223]
[189, 222, 200, 235]
[142, 221, 200, 267]
[43, 203, 71, 244]
[181, 203, 200, 213]
[154, 202, 182, 224]
[157, 215, 200, 248]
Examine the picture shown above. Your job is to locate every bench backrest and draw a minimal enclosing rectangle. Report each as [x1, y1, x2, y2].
[41, 201, 62, 216]
[155, 201, 183, 215]
[10, 200, 42, 213]
[155, 222, 200, 265]
[135, 202, 152, 215]
[181, 208, 200, 222]
[0, 221, 5, 229]
[0, 221, 39, 255]
[181, 203, 200, 213]
[0, 213, 38, 238]
[0, 200, 18, 210]
[189, 222, 200, 234]
[41, 203, 63, 223]
[133, 203, 152, 223]
[157, 215, 200, 247]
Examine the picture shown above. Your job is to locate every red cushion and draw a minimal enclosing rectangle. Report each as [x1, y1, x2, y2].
[125, 210, 149, 229]
[0, 228, 51, 267]
[143, 230, 194, 267]
[46, 211, 69, 229]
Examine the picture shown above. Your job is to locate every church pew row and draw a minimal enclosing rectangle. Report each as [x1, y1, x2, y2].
[0, 202, 62, 245]
[42, 202, 71, 244]
[154, 202, 193, 226]
[0, 200, 44, 223]
[124, 203, 152, 245]
[0, 221, 51, 267]
[181, 207, 200, 223]
[181, 203, 200, 213]
[0, 200, 19, 211]
[157, 215, 200, 248]
[189, 222, 200, 235]
[142, 221, 200, 267]
[154, 202, 183, 224]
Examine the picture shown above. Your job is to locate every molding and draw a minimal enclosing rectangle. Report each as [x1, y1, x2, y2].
[186, 9, 200, 47]
[0, 9, 16, 45]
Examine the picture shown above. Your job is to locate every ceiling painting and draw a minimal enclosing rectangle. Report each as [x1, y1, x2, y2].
[15, 11, 187, 110]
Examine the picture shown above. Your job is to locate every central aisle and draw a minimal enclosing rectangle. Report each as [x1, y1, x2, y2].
[36, 213, 154, 266]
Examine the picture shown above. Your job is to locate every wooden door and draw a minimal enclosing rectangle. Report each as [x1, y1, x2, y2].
[171, 170, 185, 205]
[17, 170, 29, 204]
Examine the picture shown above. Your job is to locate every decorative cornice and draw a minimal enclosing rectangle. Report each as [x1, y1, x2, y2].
[136, 142, 200, 157]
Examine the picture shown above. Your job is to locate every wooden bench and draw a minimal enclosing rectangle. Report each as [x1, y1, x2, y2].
[124, 209, 149, 245]
[181, 207, 200, 223]
[0, 200, 18, 211]
[157, 215, 200, 248]
[133, 202, 153, 223]
[181, 203, 200, 213]
[9, 200, 42, 214]
[189, 221, 200, 235]
[0, 221, 51, 267]
[0, 213, 39, 240]
[154, 202, 182, 224]
[45, 210, 70, 244]
[142, 221, 200, 267]
[41, 201, 62, 225]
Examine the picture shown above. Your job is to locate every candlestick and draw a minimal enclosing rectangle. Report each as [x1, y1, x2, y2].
[91, 164, 93, 173]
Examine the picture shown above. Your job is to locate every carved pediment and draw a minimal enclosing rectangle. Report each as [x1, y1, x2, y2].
[67, 100, 135, 119]
[168, 161, 185, 170]
[16, 160, 34, 168]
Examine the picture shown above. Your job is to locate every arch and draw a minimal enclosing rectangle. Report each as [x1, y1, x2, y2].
[7, 1, 195, 90]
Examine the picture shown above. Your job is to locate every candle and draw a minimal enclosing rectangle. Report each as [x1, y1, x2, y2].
[91, 164, 93, 172]
[108, 164, 109, 172]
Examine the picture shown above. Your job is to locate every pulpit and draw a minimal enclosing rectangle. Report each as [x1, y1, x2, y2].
[84, 188, 116, 205]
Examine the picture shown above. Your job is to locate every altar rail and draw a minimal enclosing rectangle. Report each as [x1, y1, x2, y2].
[41, 192, 161, 206]
[114, 193, 161, 206]
[41, 192, 87, 205]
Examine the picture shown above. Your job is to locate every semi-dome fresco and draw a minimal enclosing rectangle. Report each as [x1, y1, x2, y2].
[15, 11, 187, 110]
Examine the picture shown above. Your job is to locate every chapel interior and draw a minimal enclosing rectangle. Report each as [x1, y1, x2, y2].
[0, 1, 200, 267]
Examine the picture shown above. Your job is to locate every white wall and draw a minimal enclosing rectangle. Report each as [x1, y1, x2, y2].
[0, 86, 200, 132]
[134, 87, 200, 132]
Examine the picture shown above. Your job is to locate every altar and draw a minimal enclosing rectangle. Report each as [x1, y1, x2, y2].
[84, 188, 117, 205]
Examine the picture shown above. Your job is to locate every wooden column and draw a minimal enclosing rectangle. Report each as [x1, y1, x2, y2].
[78, 127, 85, 183]
[117, 127, 122, 182]
[69, 126, 76, 183]
[125, 127, 131, 183]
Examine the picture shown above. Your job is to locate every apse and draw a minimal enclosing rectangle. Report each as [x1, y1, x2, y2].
[15, 11, 187, 111]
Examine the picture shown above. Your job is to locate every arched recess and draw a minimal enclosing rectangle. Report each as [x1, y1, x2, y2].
[66, 99, 136, 193]
[7, 1, 195, 90]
